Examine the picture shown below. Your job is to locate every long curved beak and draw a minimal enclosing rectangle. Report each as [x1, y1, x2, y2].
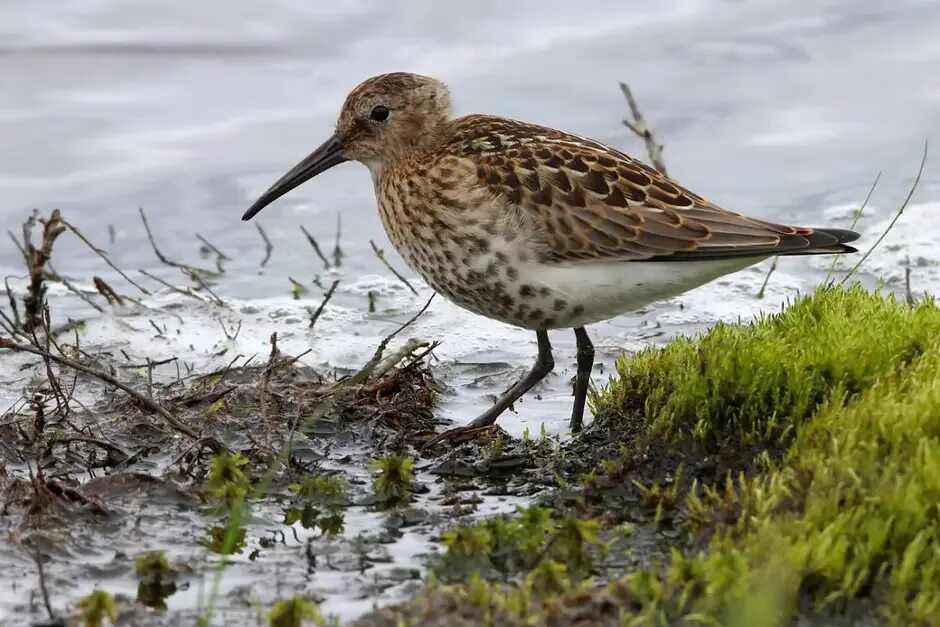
[242, 134, 347, 221]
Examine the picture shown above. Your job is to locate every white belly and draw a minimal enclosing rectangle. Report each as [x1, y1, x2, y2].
[519, 256, 765, 329]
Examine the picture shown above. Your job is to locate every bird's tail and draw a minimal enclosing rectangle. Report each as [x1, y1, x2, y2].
[776, 227, 861, 256]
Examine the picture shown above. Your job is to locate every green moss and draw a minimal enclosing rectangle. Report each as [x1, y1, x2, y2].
[616, 338, 940, 624]
[362, 287, 940, 626]
[595, 285, 940, 447]
[604, 288, 940, 623]
[203, 397, 228, 417]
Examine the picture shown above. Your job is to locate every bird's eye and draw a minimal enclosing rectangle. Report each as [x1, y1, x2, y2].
[370, 105, 390, 122]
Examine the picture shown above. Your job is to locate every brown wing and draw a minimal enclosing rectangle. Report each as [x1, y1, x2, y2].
[443, 115, 858, 262]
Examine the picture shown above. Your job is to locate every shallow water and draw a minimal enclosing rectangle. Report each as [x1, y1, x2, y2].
[1, 0, 939, 624]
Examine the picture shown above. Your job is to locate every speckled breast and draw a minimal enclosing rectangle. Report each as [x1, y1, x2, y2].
[375, 193, 573, 330]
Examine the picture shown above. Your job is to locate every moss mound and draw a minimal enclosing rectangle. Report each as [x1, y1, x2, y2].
[595, 285, 940, 446]
[356, 287, 940, 626]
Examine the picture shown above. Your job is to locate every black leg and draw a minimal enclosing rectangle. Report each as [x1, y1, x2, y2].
[425, 330, 554, 445]
[570, 326, 594, 432]
[465, 329, 554, 429]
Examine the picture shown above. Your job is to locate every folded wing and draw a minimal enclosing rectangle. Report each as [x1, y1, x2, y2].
[446, 115, 859, 263]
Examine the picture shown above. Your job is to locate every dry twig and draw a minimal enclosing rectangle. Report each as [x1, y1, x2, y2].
[824, 171, 881, 285]
[196, 233, 229, 273]
[300, 225, 331, 269]
[0, 337, 197, 438]
[3, 276, 21, 329]
[138, 269, 207, 303]
[61, 218, 150, 294]
[16, 210, 66, 331]
[757, 259, 777, 299]
[308, 280, 340, 329]
[196, 233, 230, 260]
[30, 548, 55, 621]
[255, 223, 273, 267]
[342, 294, 435, 388]
[46, 262, 104, 313]
[842, 141, 928, 285]
[259, 332, 280, 415]
[370, 240, 419, 296]
[332, 213, 344, 267]
[619, 81, 668, 176]
[183, 268, 225, 306]
[139, 207, 215, 276]
[93, 276, 125, 306]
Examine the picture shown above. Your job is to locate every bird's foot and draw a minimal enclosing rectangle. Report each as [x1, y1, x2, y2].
[422, 421, 499, 450]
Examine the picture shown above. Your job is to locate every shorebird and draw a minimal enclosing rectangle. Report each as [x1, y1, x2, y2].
[242, 72, 859, 442]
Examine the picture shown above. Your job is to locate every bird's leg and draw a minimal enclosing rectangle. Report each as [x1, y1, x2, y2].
[569, 326, 594, 433]
[467, 329, 554, 429]
[425, 330, 554, 446]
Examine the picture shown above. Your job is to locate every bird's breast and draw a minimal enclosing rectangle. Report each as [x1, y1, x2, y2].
[374, 184, 564, 327]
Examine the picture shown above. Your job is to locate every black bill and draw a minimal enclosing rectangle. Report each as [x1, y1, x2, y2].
[242, 134, 346, 221]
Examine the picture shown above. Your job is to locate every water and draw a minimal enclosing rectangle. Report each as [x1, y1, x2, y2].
[1, 0, 939, 623]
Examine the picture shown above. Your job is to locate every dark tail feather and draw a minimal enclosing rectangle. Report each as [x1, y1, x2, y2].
[778, 227, 861, 256]
[646, 227, 861, 262]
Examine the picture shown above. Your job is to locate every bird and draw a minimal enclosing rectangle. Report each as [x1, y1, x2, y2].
[241, 72, 860, 443]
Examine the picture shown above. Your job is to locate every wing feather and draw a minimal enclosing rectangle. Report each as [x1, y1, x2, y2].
[439, 115, 858, 262]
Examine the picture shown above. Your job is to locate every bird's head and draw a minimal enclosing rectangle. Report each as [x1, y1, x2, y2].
[242, 72, 451, 220]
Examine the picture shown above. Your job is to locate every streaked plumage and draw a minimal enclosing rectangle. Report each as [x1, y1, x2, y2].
[242, 72, 860, 441]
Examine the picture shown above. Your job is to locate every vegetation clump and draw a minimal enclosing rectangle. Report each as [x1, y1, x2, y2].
[285, 474, 347, 535]
[203, 451, 253, 555]
[77, 589, 117, 627]
[355, 287, 940, 626]
[437, 505, 605, 581]
[369, 454, 417, 506]
[135, 550, 180, 609]
[268, 595, 328, 627]
[595, 285, 940, 448]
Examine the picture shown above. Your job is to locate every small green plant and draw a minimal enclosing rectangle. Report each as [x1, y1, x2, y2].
[289, 277, 307, 300]
[527, 559, 570, 596]
[205, 525, 248, 555]
[204, 452, 252, 555]
[483, 431, 505, 462]
[268, 595, 325, 627]
[205, 451, 251, 509]
[203, 396, 228, 417]
[135, 550, 179, 609]
[285, 475, 347, 535]
[548, 517, 605, 574]
[135, 550, 174, 582]
[438, 506, 583, 581]
[368, 454, 415, 506]
[77, 589, 117, 627]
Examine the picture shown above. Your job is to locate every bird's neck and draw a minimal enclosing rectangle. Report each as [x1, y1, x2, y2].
[364, 127, 445, 187]
[365, 159, 387, 187]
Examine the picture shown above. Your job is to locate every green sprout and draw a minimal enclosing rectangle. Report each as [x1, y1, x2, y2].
[368, 454, 415, 506]
[78, 589, 117, 627]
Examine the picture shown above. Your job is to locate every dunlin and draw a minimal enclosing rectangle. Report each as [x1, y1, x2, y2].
[242, 72, 860, 441]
